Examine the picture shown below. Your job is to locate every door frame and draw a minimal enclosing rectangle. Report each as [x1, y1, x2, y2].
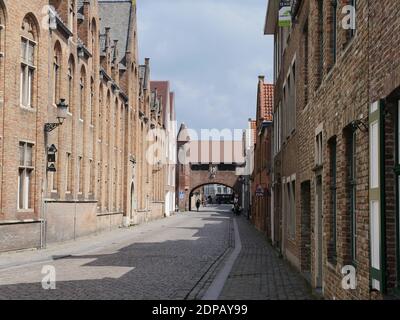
[315, 174, 323, 290]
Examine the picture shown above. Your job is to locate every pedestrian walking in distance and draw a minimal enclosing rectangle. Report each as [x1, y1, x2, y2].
[196, 199, 201, 212]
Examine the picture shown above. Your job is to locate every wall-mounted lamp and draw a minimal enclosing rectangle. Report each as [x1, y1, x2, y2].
[45, 99, 68, 132]
[351, 119, 369, 133]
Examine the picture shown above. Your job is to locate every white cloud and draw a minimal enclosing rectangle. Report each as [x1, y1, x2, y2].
[137, 0, 273, 133]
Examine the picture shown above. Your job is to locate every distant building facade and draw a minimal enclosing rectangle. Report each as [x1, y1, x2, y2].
[251, 76, 273, 237]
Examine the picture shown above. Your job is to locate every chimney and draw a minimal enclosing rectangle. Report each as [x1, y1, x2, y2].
[258, 75, 265, 82]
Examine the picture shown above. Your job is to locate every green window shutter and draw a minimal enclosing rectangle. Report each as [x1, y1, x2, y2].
[369, 100, 386, 292]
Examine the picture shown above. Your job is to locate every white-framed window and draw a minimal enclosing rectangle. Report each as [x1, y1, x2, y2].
[53, 47, 61, 104]
[18, 142, 34, 210]
[315, 132, 323, 166]
[20, 37, 36, 108]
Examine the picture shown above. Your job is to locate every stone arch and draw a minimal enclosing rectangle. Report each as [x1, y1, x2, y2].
[189, 182, 237, 211]
[21, 13, 40, 40]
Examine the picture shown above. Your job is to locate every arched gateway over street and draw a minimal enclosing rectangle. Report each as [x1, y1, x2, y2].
[176, 124, 246, 211]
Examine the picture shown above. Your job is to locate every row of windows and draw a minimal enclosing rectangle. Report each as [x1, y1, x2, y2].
[275, 1, 357, 111]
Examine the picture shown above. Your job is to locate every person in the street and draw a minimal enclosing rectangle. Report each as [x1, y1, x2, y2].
[196, 199, 201, 212]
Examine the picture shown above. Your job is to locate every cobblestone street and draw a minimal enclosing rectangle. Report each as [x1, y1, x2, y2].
[0, 206, 313, 300]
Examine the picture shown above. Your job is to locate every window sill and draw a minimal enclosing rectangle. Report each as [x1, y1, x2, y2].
[17, 209, 34, 213]
[20, 105, 36, 112]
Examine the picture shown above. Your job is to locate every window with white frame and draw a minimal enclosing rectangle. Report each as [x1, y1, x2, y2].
[20, 37, 36, 108]
[18, 142, 34, 210]
[53, 46, 61, 104]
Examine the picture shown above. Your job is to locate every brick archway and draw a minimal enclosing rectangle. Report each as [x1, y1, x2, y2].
[177, 164, 241, 211]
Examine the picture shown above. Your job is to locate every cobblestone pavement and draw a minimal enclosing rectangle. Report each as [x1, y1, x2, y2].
[0, 207, 232, 300]
[0, 206, 315, 300]
[219, 216, 315, 300]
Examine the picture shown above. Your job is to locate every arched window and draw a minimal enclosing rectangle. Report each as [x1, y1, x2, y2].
[67, 56, 74, 113]
[90, 77, 94, 125]
[99, 83, 104, 138]
[106, 90, 111, 145]
[20, 15, 38, 108]
[53, 42, 62, 104]
[91, 18, 97, 59]
[69, 1, 75, 34]
[79, 66, 86, 121]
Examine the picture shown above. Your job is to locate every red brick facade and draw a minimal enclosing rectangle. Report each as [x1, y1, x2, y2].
[0, 0, 171, 252]
[251, 76, 273, 237]
[265, 0, 400, 299]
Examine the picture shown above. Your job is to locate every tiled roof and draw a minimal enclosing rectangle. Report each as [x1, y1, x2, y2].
[258, 81, 274, 122]
[98, 0, 133, 65]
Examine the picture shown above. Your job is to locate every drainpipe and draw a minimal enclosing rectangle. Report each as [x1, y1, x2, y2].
[41, 11, 55, 249]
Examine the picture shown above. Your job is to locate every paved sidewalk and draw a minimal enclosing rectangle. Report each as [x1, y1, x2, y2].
[219, 216, 314, 300]
[0, 209, 232, 300]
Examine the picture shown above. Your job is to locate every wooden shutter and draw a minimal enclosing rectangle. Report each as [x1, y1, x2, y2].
[369, 100, 386, 292]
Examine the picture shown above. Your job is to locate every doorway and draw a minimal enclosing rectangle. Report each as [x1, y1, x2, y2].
[301, 181, 311, 281]
[315, 175, 323, 290]
[130, 182, 135, 222]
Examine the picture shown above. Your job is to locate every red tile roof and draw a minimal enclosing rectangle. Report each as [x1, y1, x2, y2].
[258, 80, 274, 122]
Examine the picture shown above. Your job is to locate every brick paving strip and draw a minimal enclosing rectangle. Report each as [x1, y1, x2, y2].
[219, 216, 316, 300]
[201, 218, 242, 300]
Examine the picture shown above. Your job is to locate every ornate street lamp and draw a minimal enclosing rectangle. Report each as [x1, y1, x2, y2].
[44, 99, 68, 132]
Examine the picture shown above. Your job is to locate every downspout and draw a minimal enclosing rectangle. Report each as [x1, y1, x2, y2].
[41, 14, 54, 249]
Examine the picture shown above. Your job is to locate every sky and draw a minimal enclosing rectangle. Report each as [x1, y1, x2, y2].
[137, 0, 274, 137]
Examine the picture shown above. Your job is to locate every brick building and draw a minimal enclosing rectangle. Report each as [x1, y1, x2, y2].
[265, 0, 400, 299]
[0, 0, 173, 252]
[150, 81, 177, 217]
[251, 76, 274, 237]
